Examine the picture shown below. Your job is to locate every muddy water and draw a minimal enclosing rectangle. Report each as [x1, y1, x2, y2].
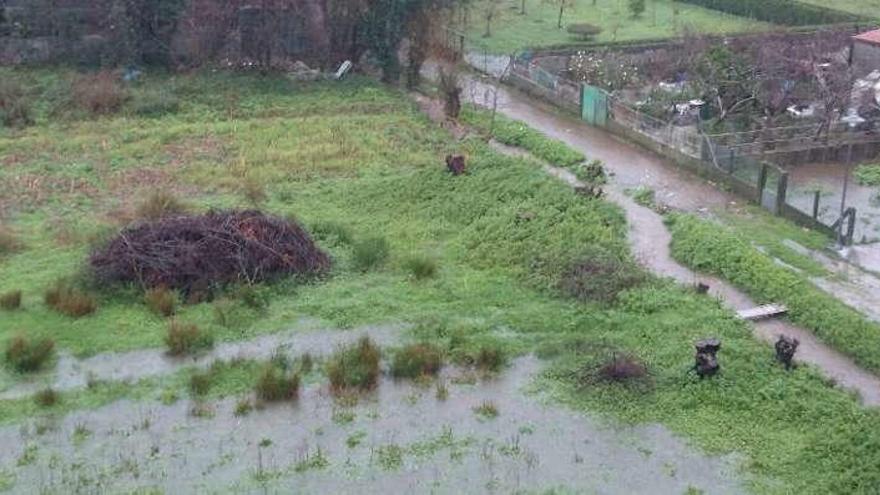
[0, 357, 745, 494]
[0, 321, 406, 401]
[488, 135, 880, 406]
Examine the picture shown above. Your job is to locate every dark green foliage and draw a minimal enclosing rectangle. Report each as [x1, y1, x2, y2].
[559, 249, 647, 304]
[165, 321, 213, 356]
[144, 287, 176, 317]
[353, 237, 390, 271]
[0, 291, 22, 310]
[4, 335, 55, 373]
[255, 364, 300, 402]
[676, 0, 864, 25]
[390, 343, 443, 378]
[404, 255, 438, 280]
[668, 213, 880, 372]
[34, 388, 59, 407]
[566, 23, 602, 41]
[311, 221, 354, 246]
[0, 80, 33, 128]
[189, 370, 213, 396]
[327, 336, 381, 392]
[44, 281, 97, 318]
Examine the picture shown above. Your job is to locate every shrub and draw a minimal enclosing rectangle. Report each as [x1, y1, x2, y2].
[311, 221, 354, 246]
[72, 71, 128, 115]
[352, 237, 389, 271]
[132, 90, 180, 117]
[44, 281, 97, 318]
[559, 250, 647, 304]
[255, 364, 300, 402]
[134, 190, 188, 221]
[4, 335, 55, 373]
[390, 343, 443, 378]
[165, 321, 214, 356]
[34, 388, 59, 407]
[144, 287, 176, 317]
[566, 23, 602, 41]
[0, 80, 33, 128]
[326, 336, 381, 392]
[404, 255, 438, 280]
[0, 290, 22, 310]
[0, 227, 22, 256]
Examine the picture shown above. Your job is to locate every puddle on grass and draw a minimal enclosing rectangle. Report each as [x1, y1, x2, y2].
[0, 320, 406, 400]
[0, 356, 745, 494]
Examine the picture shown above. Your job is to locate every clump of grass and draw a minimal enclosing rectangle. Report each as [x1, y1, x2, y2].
[189, 370, 214, 397]
[0, 79, 34, 128]
[403, 255, 438, 280]
[435, 382, 449, 401]
[71, 71, 128, 115]
[236, 285, 268, 311]
[0, 290, 22, 310]
[311, 221, 354, 246]
[44, 280, 97, 318]
[559, 249, 647, 304]
[596, 353, 648, 383]
[630, 185, 656, 208]
[475, 344, 506, 372]
[390, 343, 443, 379]
[299, 353, 314, 374]
[352, 237, 389, 271]
[4, 335, 55, 373]
[144, 287, 176, 317]
[0, 227, 23, 256]
[241, 176, 267, 205]
[165, 321, 214, 356]
[234, 397, 253, 416]
[473, 401, 499, 419]
[326, 336, 381, 392]
[134, 190, 188, 221]
[33, 388, 59, 408]
[132, 90, 180, 117]
[254, 364, 300, 402]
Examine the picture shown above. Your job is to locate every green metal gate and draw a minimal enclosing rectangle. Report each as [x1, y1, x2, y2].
[581, 85, 608, 127]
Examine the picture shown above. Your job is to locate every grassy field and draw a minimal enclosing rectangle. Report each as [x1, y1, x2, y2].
[794, 0, 880, 16]
[2, 69, 880, 493]
[463, 0, 772, 54]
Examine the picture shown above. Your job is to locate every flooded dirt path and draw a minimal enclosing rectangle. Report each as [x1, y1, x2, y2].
[481, 113, 880, 406]
[0, 356, 745, 494]
[0, 320, 406, 401]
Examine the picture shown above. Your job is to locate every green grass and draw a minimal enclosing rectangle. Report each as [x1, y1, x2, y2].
[463, 0, 772, 54]
[667, 212, 880, 372]
[854, 163, 880, 187]
[2, 67, 880, 494]
[793, 0, 880, 16]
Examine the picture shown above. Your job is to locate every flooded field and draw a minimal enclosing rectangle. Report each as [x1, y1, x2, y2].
[0, 356, 744, 494]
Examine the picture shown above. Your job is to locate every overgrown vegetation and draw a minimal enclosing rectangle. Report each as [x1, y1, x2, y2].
[855, 164, 880, 187]
[352, 237, 390, 272]
[4, 335, 55, 373]
[326, 337, 382, 392]
[144, 287, 177, 317]
[165, 321, 214, 356]
[254, 363, 301, 402]
[390, 343, 443, 378]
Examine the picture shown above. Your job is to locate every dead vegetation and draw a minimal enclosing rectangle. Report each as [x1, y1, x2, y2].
[165, 321, 214, 356]
[574, 352, 650, 389]
[90, 210, 330, 293]
[134, 190, 189, 222]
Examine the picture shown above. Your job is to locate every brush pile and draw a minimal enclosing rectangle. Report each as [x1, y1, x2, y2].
[91, 210, 330, 292]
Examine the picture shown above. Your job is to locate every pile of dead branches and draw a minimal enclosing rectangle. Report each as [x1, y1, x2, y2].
[91, 210, 330, 292]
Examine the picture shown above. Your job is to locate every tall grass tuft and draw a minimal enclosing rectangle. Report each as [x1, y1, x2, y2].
[255, 364, 301, 402]
[4, 335, 55, 373]
[0, 290, 22, 310]
[165, 321, 214, 356]
[327, 336, 381, 392]
[44, 280, 97, 317]
[353, 237, 389, 271]
[144, 287, 176, 317]
[135, 190, 188, 221]
[390, 343, 443, 378]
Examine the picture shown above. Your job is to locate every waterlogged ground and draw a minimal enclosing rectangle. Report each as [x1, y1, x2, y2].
[0, 356, 744, 494]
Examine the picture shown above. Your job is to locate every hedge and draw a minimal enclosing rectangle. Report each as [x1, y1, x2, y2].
[677, 0, 867, 26]
[666, 213, 880, 373]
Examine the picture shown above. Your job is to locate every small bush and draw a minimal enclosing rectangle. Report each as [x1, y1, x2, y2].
[353, 237, 389, 271]
[44, 281, 97, 318]
[311, 221, 354, 246]
[1, 290, 22, 310]
[132, 90, 180, 117]
[560, 250, 647, 304]
[255, 364, 300, 402]
[34, 388, 59, 408]
[390, 343, 443, 378]
[72, 72, 128, 115]
[0, 227, 22, 256]
[404, 255, 438, 280]
[144, 287, 176, 317]
[566, 23, 602, 41]
[0, 79, 33, 128]
[5, 335, 55, 373]
[134, 190, 188, 221]
[326, 336, 381, 392]
[165, 321, 214, 356]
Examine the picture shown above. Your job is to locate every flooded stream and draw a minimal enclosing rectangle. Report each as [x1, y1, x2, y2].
[0, 356, 745, 494]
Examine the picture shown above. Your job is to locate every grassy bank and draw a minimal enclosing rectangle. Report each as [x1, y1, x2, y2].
[667, 212, 880, 372]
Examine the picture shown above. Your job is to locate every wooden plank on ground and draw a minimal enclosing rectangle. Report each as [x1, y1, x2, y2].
[737, 304, 788, 321]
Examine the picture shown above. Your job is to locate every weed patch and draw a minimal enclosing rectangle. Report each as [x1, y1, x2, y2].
[144, 287, 177, 317]
[254, 363, 300, 402]
[352, 237, 389, 271]
[473, 401, 499, 419]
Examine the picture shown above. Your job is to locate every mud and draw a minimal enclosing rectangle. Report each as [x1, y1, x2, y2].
[0, 356, 745, 494]
[0, 320, 406, 401]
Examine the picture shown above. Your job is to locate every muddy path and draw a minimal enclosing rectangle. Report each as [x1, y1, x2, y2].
[0, 320, 406, 401]
[458, 85, 880, 406]
[0, 356, 745, 494]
